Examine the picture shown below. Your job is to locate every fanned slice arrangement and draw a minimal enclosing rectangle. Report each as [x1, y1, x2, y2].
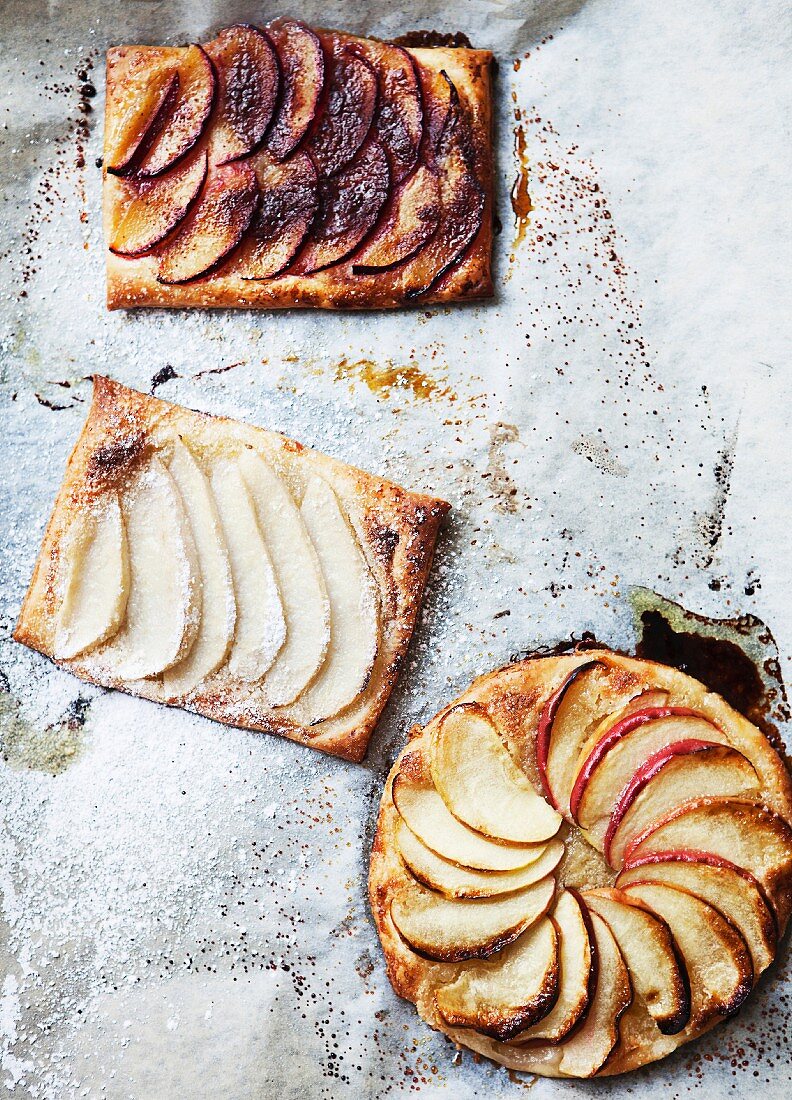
[103, 21, 493, 309]
[14, 377, 449, 761]
[369, 650, 792, 1076]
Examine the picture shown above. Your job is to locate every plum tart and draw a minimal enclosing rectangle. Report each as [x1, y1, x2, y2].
[14, 377, 449, 761]
[369, 651, 792, 1075]
[103, 20, 493, 309]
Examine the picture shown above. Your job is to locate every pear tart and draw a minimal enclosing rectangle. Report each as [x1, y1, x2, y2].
[14, 377, 449, 761]
[103, 20, 493, 310]
[369, 651, 792, 1076]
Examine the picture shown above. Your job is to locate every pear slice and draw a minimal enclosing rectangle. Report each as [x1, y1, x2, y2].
[392, 770, 546, 872]
[162, 441, 235, 698]
[391, 871, 555, 963]
[290, 475, 378, 723]
[211, 459, 285, 682]
[431, 703, 562, 844]
[237, 450, 329, 706]
[397, 822, 564, 899]
[53, 493, 130, 660]
[435, 917, 560, 1041]
[104, 457, 201, 680]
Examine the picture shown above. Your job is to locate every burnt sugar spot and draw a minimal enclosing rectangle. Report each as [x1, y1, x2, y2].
[511, 113, 533, 256]
[329, 357, 455, 403]
[150, 364, 179, 393]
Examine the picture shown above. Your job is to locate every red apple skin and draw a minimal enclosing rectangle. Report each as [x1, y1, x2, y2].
[109, 148, 209, 257]
[136, 45, 216, 179]
[106, 70, 180, 177]
[307, 40, 378, 178]
[602, 739, 727, 865]
[535, 660, 604, 808]
[568, 707, 706, 822]
[265, 19, 325, 160]
[204, 24, 280, 165]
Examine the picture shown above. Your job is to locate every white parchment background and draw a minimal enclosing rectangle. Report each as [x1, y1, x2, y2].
[0, 1, 790, 1096]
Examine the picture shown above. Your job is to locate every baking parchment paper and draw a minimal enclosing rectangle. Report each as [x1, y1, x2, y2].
[1, 0, 790, 1096]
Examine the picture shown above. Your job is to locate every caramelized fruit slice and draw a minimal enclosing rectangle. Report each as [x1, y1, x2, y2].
[511, 889, 594, 1043]
[397, 823, 563, 899]
[265, 19, 325, 160]
[290, 138, 389, 275]
[228, 151, 318, 279]
[157, 161, 258, 284]
[163, 441, 235, 698]
[354, 38, 422, 184]
[53, 495, 130, 660]
[351, 163, 441, 273]
[307, 41, 378, 177]
[604, 741, 759, 866]
[415, 64, 455, 155]
[106, 64, 179, 176]
[617, 857, 776, 976]
[237, 450, 329, 707]
[622, 880, 753, 1024]
[391, 765, 545, 872]
[391, 872, 555, 963]
[136, 45, 216, 178]
[430, 703, 562, 844]
[109, 149, 208, 257]
[290, 475, 378, 724]
[435, 917, 559, 1040]
[583, 887, 690, 1034]
[204, 24, 280, 164]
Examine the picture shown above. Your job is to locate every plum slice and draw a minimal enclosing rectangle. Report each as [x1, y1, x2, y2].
[307, 40, 378, 178]
[226, 151, 318, 279]
[352, 39, 423, 184]
[351, 163, 440, 273]
[109, 148, 209, 257]
[136, 45, 216, 178]
[157, 160, 258, 284]
[265, 19, 325, 161]
[289, 138, 389, 275]
[106, 63, 180, 176]
[203, 24, 280, 165]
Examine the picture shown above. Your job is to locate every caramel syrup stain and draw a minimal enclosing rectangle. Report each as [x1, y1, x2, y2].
[330, 357, 455, 402]
[510, 114, 533, 257]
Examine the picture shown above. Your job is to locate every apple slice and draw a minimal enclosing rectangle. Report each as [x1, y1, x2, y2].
[136, 45, 216, 178]
[397, 822, 563, 900]
[351, 164, 441, 274]
[157, 160, 258, 284]
[210, 459, 285, 682]
[289, 475, 378, 723]
[106, 64, 179, 176]
[226, 151, 318, 279]
[415, 64, 455, 156]
[624, 797, 792, 927]
[352, 39, 422, 184]
[237, 450, 329, 707]
[604, 741, 759, 867]
[307, 41, 378, 177]
[617, 858, 776, 976]
[435, 917, 559, 1040]
[569, 709, 729, 830]
[109, 149, 208, 257]
[556, 910, 631, 1077]
[265, 19, 325, 160]
[162, 441, 235, 698]
[621, 880, 753, 1023]
[289, 138, 389, 275]
[429, 703, 562, 844]
[583, 887, 690, 1034]
[103, 457, 201, 681]
[203, 24, 279, 164]
[391, 761, 546, 872]
[53, 494, 130, 660]
[510, 889, 594, 1043]
[535, 659, 607, 811]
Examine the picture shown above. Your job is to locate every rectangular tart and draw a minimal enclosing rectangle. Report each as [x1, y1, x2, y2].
[14, 377, 449, 761]
[103, 20, 494, 310]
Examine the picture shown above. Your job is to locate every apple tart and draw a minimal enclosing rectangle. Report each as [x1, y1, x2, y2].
[369, 651, 792, 1075]
[103, 20, 493, 309]
[14, 377, 449, 761]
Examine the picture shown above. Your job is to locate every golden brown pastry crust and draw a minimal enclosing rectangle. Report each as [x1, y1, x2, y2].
[368, 651, 792, 1076]
[104, 38, 494, 310]
[14, 376, 449, 761]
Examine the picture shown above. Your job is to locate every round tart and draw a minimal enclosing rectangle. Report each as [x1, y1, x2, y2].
[369, 650, 792, 1077]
